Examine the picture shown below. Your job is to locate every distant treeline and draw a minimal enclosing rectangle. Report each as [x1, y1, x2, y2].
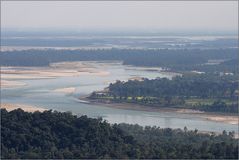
[196, 101, 238, 113]
[1, 109, 238, 159]
[1, 48, 238, 73]
[107, 74, 238, 99]
[90, 74, 238, 113]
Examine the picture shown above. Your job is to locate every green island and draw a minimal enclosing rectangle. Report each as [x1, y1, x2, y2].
[1, 109, 238, 159]
[88, 73, 238, 114]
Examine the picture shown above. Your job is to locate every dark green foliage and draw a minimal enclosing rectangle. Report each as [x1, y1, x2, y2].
[118, 124, 239, 159]
[90, 74, 238, 113]
[107, 74, 238, 99]
[1, 109, 238, 159]
[1, 109, 134, 159]
[196, 101, 238, 113]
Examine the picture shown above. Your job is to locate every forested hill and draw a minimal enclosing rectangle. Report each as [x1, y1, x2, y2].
[1, 48, 238, 73]
[1, 109, 238, 159]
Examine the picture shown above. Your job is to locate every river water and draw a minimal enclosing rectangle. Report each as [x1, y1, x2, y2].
[1, 61, 238, 134]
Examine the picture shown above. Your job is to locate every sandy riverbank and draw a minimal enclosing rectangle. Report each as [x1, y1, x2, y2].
[80, 97, 238, 125]
[1, 80, 26, 88]
[205, 116, 238, 125]
[1, 67, 110, 80]
[53, 87, 76, 94]
[1, 61, 110, 88]
[1, 103, 47, 112]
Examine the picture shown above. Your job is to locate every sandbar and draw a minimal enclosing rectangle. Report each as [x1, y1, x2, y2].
[53, 87, 76, 94]
[1, 103, 46, 112]
[1, 62, 110, 84]
[205, 116, 239, 125]
[1, 80, 26, 88]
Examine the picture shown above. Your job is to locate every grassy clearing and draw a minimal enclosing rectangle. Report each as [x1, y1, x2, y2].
[185, 98, 214, 105]
[185, 98, 236, 105]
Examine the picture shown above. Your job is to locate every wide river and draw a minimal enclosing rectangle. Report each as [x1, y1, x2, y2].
[1, 61, 238, 134]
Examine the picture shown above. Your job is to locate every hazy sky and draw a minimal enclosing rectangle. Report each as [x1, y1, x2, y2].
[1, 1, 238, 32]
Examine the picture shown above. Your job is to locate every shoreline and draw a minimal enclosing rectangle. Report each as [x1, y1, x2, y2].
[80, 96, 239, 125]
[53, 87, 76, 94]
[2, 102, 238, 138]
[1, 80, 27, 89]
[1, 103, 47, 112]
[1, 62, 111, 89]
[1, 62, 110, 85]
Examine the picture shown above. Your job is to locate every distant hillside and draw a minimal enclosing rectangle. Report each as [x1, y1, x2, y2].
[1, 48, 238, 73]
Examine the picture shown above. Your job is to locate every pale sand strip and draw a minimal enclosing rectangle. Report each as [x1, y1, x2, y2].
[53, 87, 76, 94]
[177, 109, 238, 125]
[1, 62, 110, 89]
[176, 109, 204, 114]
[1, 69, 110, 80]
[205, 116, 239, 125]
[1, 80, 26, 88]
[1, 61, 111, 79]
[1, 103, 47, 112]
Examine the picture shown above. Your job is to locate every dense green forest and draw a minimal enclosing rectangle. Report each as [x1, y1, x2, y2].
[89, 74, 238, 113]
[1, 109, 238, 159]
[1, 48, 238, 74]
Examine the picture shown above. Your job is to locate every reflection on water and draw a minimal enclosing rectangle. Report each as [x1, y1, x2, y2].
[2, 61, 238, 134]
